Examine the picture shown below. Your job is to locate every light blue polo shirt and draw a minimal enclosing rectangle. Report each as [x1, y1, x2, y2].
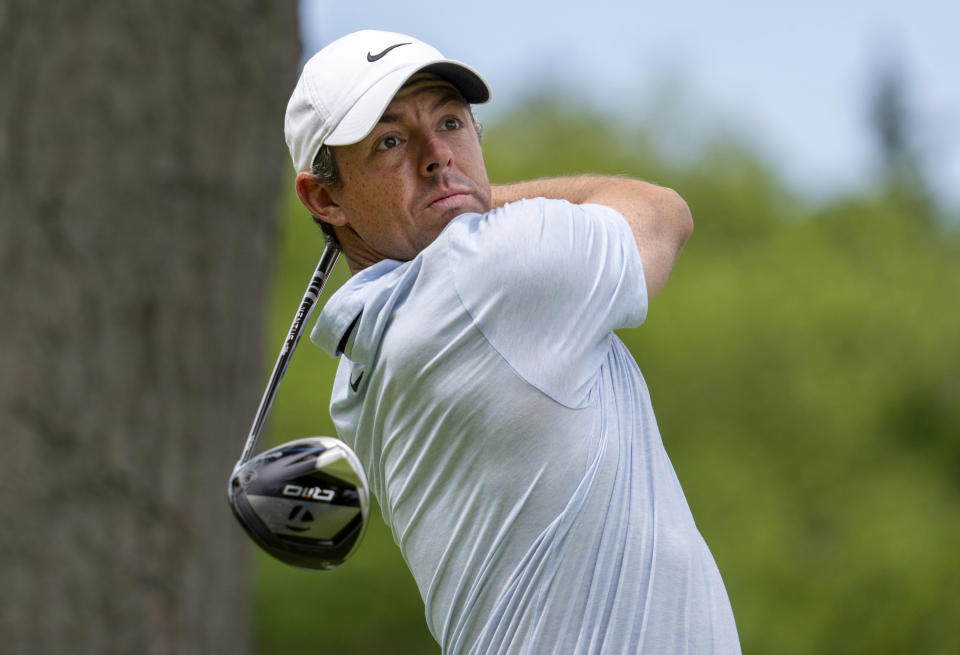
[311, 198, 740, 654]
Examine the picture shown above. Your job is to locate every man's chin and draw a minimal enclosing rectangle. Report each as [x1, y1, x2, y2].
[409, 212, 468, 256]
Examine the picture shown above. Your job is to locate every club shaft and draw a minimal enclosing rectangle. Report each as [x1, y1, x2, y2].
[235, 240, 341, 469]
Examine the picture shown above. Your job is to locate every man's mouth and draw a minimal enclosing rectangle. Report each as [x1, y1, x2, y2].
[426, 190, 470, 212]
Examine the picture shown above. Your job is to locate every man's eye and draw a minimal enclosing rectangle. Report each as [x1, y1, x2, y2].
[376, 135, 399, 151]
[442, 118, 462, 130]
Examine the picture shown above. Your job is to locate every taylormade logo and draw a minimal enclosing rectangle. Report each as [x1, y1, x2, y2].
[283, 484, 335, 502]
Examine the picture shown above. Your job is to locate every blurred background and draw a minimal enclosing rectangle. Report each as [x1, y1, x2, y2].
[2, 1, 957, 654]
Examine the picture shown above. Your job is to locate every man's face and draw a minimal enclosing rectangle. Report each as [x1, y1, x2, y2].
[326, 76, 491, 262]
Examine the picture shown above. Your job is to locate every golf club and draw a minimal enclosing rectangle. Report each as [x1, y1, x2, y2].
[228, 235, 370, 570]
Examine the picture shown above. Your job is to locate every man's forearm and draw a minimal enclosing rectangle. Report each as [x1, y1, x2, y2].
[490, 175, 693, 300]
[491, 175, 627, 208]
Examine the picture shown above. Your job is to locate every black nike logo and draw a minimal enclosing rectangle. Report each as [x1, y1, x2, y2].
[349, 369, 364, 392]
[366, 42, 411, 62]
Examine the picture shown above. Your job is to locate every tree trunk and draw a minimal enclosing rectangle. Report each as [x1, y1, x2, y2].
[0, 2, 300, 653]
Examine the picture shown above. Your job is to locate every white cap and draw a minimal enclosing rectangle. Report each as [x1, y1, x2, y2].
[284, 30, 491, 173]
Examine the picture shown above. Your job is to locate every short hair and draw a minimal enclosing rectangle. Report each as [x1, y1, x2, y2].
[311, 144, 340, 186]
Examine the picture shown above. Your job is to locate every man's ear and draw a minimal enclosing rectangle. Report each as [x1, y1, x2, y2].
[295, 171, 346, 227]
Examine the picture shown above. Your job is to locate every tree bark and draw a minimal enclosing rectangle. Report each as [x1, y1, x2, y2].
[0, 1, 300, 653]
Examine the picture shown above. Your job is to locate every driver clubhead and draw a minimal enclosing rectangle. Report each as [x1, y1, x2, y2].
[229, 437, 370, 570]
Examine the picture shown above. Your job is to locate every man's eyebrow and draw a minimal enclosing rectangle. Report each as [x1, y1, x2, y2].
[430, 89, 468, 112]
[376, 86, 468, 126]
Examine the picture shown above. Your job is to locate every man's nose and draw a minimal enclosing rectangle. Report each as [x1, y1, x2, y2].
[420, 133, 453, 176]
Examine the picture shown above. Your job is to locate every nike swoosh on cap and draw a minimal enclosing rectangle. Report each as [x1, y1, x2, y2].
[366, 42, 411, 62]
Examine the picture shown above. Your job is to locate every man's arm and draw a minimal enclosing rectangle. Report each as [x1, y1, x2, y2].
[491, 176, 693, 300]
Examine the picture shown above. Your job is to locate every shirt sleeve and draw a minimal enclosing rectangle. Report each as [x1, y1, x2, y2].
[446, 197, 647, 408]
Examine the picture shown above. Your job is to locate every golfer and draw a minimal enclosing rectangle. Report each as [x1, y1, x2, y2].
[286, 29, 741, 654]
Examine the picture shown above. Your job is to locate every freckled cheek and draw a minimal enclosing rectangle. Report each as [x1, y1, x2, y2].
[342, 177, 410, 234]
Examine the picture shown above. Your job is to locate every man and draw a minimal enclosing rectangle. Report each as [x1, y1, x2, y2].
[285, 30, 741, 654]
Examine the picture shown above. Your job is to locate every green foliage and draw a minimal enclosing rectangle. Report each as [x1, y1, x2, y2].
[626, 196, 960, 654]
[254, 101, 960, 654]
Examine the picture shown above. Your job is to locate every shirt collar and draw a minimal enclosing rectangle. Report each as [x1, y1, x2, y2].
[309, 258, 406, 359]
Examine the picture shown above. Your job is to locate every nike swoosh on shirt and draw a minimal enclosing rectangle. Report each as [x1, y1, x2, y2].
[366, 42, 411, 62]
[349, 370, 364, 392]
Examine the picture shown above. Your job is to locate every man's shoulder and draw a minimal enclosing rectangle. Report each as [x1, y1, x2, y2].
[440, 198, 627, 273]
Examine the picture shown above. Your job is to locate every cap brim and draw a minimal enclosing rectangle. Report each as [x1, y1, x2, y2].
[325, 60, 490, 147]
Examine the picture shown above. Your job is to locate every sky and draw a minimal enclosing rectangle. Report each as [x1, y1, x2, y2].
[298, 0, 959, 208]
